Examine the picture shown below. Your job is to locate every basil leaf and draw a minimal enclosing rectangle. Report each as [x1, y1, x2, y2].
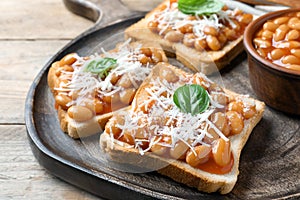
[173, 84, 210, 115]
[178, 0, 224, 15]
[84, 57, 117, 78]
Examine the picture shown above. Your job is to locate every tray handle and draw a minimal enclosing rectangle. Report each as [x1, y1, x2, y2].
[63, 0, 144, 28]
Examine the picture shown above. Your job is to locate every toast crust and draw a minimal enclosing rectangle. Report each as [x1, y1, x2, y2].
[100, 63, 265, 194]
[125, 0, 250, 74]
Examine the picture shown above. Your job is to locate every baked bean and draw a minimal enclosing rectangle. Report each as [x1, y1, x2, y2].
[218, 33, 227, 45]
[282, 55, 300, 65]
[288, 17, 300, 29]
[55, 65, 74, 76]
[224, 27, 237, 41]
[183, 34, 196, 48]
[151, 136, 170, 156]
[274, 17, 289, 25]
[211, 112, 227, 132]
[140, 47, 152, 57]
[194, 39, 207, 51]
[239, 13, 253, 24]
[178, 24, 193, 34]
[110, 73, 121, 85]
[226, 111, 244, 135]
[122, 131, 135, 145]
[222, 5, 229, 11]
[139, 55, 152, 65]
[287, 30, 300, 41]
[278, 41, 300, 49]
[233, 9, 243, 16]
[119, 88, 136, 105]
[160, 27, 172, 36]
[292, 23, 300, 30]
[206, 35, 221, 51]
[148, 21, 158, 31]
[288, 17, 299, 27]
[94, 98, 104, 114]
[67, 105, 93, 122]
[170, 141, 189, 159]
[59, 53, 77, 66]
[232, 19, 241, 31]
[70, 90, 80, 100]
[204, 26, 218, 36]
[106, 115, 124, 137]
[187, 16, 197, 21]
[117, 74, 132, 88]
[263, 21, 279, 32]
[102, 93, 120, 104]
[210, 92, 228, 106]
[152, 49, 163, 62]
[210, 113, 230, 136]
[261, 30, 273, 40]
[256, 48, 267, 57]
[253, 38, 271, 48]
[134, 127, 147, 139]
[228, 101, 243, 114]
[274, 24, 289, 42]
[186, 145, 211, 167]
[157, 3, 167, 11]
[164, 31, 184, 42]
[212, 138, 231, 167]
[289, 41, 300, 48]
[159, 67, 179, 83]
[204, 125, 220, 144]
[151, 143, 168, 156]
[291, 49, 300, 58]
[55, 94, 71, 109]
[243, 104, 256, 119]
[270, 49, 285, 60]
[84, 98, 104, 114]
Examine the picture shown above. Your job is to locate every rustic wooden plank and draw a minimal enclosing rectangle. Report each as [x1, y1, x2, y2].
[0, 80, 29, 124]
[0, 40, 70, 81]
[0, 0, 94, 40]
[0, 40, 72, 124]
[0, 125, 99, 200]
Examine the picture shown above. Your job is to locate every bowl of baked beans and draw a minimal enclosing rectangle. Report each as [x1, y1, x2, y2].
[244, 9, 300, 115]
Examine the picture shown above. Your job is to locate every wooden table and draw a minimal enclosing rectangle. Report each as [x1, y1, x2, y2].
[2, 0, 299, 199]
[0, 0, 102, 199]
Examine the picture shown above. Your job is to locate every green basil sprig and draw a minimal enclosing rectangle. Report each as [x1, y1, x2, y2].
[178, 0, 224, 15]
[173, 84, 210, 115]
[84, 57, 117, 78]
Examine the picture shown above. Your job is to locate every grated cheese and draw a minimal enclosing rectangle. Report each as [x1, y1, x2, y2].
[54, 39, 153, 107]
[112, 69, 230, 155]
[151, 1, 238, 40]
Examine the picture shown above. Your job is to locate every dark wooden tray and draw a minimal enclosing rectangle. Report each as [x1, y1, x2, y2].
[25, 1, 300, 199]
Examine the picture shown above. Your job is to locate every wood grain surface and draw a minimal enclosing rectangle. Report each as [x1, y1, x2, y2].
[0, 0, 99, 199]
[3, 0, 300, 199]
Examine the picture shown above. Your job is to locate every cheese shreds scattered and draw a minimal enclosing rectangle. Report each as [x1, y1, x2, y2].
[151, 2, 237, 40]
[112, 69, 230, 155]
[54, 39, 153, 107]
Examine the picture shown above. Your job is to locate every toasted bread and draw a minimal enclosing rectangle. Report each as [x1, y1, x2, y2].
[47, 40, 167, 138]
[125, 0, 253, 74]
[100, 63, 265, 194]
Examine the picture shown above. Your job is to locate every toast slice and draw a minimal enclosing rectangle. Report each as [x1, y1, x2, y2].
[48, 40, 167, 138]
[125, 0, 253, 74]
[100, 63, 265, 194]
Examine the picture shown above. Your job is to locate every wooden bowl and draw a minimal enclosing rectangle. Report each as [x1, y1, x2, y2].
[244, 9, 300, 115]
